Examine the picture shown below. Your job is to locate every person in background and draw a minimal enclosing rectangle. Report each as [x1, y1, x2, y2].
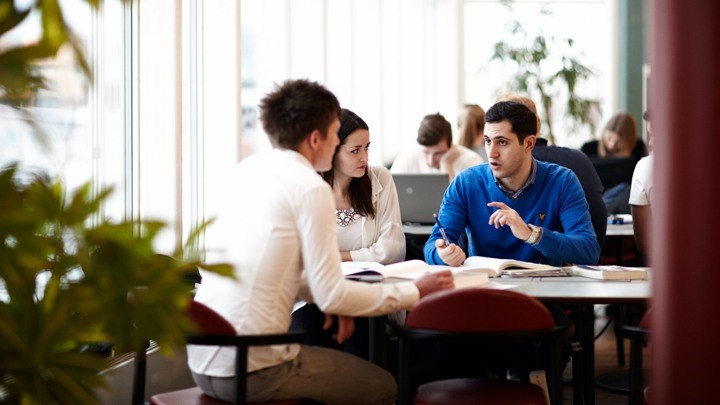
[458, 103, 488, 162]
[188, 79, 454, 404]
[391, 112, 483, 180]
[629, 110, 654, 262]
[292, 108, 406, 359]
[582, 112, 648, 215]
[497, 92, 607, 251]
[581, 112, 647, 160]
[424, 101, 600, 268]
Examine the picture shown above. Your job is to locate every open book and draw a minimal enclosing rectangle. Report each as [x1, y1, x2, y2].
[341, 260, 489, 289]
[452, 256, 566, 278]
[571, 265, 649, 280]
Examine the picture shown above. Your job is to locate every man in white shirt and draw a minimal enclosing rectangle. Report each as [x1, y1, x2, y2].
[188, 79, 454, 404]
[391, 113, 483, 180]
[629, 110, 654, 260]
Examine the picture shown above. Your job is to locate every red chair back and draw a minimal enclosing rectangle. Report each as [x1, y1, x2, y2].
[406, 288, 555, 332]
[639, 307, 652, 331]
[188, 300, 236, 335]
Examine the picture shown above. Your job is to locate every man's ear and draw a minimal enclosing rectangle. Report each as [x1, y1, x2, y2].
[525, 135, 537, 151]
[307, 129, 322, 151]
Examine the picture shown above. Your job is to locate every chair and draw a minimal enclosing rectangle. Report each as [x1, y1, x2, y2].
[388, 288, 570, 405]
[622, 308, 651, 405]
[608, 302, 646, 372]
[148, 300, 306, 405]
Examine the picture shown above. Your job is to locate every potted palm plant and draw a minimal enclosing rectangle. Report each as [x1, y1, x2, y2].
[489, 16, 599, 144]
[0, 164, 232, 403]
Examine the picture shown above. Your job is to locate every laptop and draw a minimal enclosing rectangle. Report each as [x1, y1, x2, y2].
[392, 173, 450, 225]
[589, 157, 638, 190]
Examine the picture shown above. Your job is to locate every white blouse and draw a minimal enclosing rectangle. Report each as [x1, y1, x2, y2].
[347, 166, 406, 264]
[336, 215, 363, 252]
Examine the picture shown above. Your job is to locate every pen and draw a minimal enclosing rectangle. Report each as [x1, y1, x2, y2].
[433, 213, 451, 246]
[575, 264, 600, 271]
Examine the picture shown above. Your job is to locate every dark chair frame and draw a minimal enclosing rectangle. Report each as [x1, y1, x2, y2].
[133, 301, 305, 405]
[622, 324, 650, 405]
[181, 332, 306, 405]
[387, 312, 571, 405]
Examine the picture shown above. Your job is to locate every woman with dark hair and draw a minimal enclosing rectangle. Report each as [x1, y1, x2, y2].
[322, 108, 405, 264]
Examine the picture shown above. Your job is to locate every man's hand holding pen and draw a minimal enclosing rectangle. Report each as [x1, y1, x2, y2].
[435, 238, 466, 267]
[433, 212, 466, 266]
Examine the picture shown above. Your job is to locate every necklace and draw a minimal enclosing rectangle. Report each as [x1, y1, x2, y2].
[336, 208, 361, 227]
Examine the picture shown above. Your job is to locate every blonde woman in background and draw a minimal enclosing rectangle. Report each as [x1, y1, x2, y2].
[457, 103, 487, 161]
[582, 112, 647, 161]
[581, 112, 648, 214]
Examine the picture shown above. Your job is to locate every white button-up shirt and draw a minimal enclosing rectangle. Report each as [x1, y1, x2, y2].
[188, 149, 419, 376]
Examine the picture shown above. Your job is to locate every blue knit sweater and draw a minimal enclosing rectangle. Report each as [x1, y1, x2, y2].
[424, 161, 600, 266]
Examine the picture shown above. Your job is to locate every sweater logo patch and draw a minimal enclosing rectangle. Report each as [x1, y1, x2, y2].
[538, 213, 546, 221]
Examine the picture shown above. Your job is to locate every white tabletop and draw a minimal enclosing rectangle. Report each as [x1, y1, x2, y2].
[490, 275, 650, 304]
[606, 223, 634, 236]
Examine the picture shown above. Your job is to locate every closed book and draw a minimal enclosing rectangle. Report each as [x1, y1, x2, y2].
[571, 265, 649, 280]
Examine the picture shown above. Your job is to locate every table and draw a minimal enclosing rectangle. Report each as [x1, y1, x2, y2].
[606, 223, 633, 237]
[491, 276, 650, 405]
[604, 223, 640, 265]
[406, 221, 634, 237]
[403, 224, 433, 235]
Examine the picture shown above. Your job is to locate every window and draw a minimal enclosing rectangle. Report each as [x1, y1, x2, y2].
[0, 0, 129, 219]
[240, 0, 459, 166]
[0, 0, 618, 252]
[463, 0, 615, 147]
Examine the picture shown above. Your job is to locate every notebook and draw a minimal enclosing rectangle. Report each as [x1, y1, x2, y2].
[392, 173, 450, 225]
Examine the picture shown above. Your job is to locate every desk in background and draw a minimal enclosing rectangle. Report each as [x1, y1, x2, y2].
[403, 224, 433, 235]
[405, 222, 633, 237]
[403, 224, 433, 261]
[604, 223, 640, 265]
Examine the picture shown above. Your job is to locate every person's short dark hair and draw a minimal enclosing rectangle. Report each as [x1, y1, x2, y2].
[259, 79, 341, 149]
[417, 113, 452, 147]
[485, 101, 538, 143]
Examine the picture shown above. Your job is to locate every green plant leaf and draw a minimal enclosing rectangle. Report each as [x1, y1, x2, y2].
[1, 160, 233, 404]
[0, 1, 32, 37]
[486, 14, 598, 141]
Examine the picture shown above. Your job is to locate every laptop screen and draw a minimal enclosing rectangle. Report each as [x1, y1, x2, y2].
[392, 173, 450, 225]
[589, 157, 638, 190]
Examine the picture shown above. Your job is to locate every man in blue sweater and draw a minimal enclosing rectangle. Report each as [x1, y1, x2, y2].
[424, 101, 600, 267]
